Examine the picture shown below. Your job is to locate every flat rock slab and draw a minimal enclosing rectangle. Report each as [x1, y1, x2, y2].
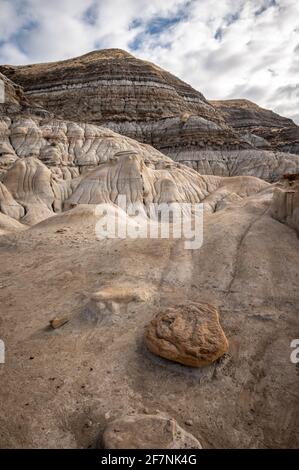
[86, 284, 152, 317]
[92, 284, 150, 304]
[145, 301, 228, 367]
[102, 414, 202, 449]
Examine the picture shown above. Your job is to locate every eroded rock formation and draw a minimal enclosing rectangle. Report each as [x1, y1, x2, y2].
[211, 99, 299, 155]
[0, 75, 269, 226]
[271, 175, 299, 232]
[0, 50, 299, 450]
[0, 50, 232, 141]
[2, 50, 299, 181]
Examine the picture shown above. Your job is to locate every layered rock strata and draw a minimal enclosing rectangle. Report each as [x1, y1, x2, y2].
[2, 50, 299, 181]
[0, 51, 250, 160]
[211, 99, 299, 155]
[0, 75, 269, 226]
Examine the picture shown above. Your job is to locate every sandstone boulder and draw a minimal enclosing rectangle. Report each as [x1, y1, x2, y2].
[102, 413, 202, 449]
[145, 302, 228, 367]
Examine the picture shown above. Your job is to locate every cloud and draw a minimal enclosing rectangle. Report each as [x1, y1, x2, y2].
[0, 0, 298, 123]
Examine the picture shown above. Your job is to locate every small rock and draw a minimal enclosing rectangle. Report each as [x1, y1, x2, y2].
[50, 316, 69, 329]
[185, 419, 193, 426]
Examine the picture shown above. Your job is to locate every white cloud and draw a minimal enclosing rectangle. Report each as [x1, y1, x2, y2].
[0, 0, 298, 123]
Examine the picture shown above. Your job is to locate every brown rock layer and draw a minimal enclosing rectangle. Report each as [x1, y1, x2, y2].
[211, 99, 299, 155]
[0, 49, 249, 153]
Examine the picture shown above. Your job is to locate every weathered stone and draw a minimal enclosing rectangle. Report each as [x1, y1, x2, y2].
[102, 413, 202, 449]
[145, 302, 228, 367]
[50, 316, 69, 329]
[86, 284, 151, 317]
[92, 285, 150, 304]
[271, 178, 299, 232]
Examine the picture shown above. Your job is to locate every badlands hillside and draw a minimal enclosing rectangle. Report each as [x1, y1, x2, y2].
[2, 49, 299, 180]
[0, 50, 298, 449]
[211, 99, 299, 155]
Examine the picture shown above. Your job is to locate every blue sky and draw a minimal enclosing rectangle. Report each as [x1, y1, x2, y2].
[0, 0, 298, 123]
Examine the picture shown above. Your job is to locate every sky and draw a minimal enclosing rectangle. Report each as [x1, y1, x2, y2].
[0, 0, 298, 123]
